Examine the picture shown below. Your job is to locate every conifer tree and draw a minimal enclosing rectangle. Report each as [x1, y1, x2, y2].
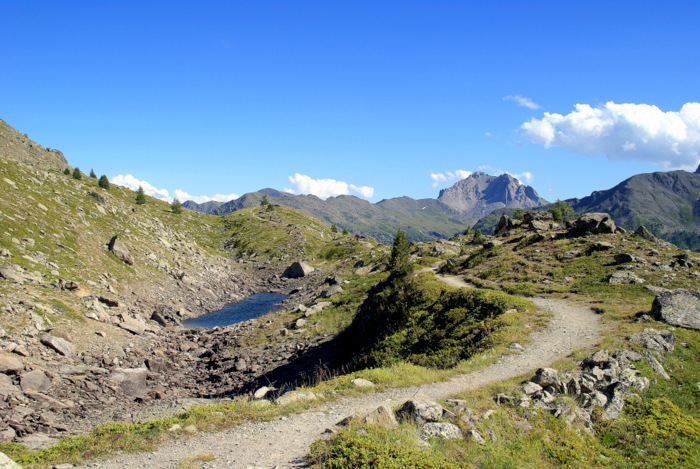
[98, 175, 110, 189]
[389, 228, 413, 277]
[260, 194, 269, 206]
[342, 228, 349, 235]
[472, 228, 483, 244]
[135, 186, 146, 205]
[331, 223, 338, 233]
[72, 167, 82, 180]
[63, 168, 70, 175]
[171, 198, 182, 214]
[89, 169, 97, 178]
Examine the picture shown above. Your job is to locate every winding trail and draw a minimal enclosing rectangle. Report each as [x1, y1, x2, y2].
[84, 275, 603, 469]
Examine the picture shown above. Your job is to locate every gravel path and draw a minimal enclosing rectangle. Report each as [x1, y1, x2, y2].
[84, 276, 603, 469]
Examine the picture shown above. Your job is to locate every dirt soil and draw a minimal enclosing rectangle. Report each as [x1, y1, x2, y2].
[83, 273, 604, 469]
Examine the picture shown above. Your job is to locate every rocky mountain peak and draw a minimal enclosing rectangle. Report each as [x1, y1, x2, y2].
[437, 171, 548, 217]
[0, 118, 67, 170]
[695, 163, 700, 174]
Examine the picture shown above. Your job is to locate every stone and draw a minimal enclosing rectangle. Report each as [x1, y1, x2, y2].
[630, 328, 676, 353]
[614, 253, 636, 264]
[110, 368, 148, 398]
[0, 374, 20, 397]
[356, 404, 398, 428]
[0, 354, 23, 374]
[530, 368, 559, 388]
[276, 390, 317, 405]
[20, 369, 52, 393]
[651, 289, 700, 330]
[118, 316, 146, 335]
[145, 358, 165, 373]
[466, 429, 486, 445]
[0, 451, 22, 468]
[634, 226, 659, 242]
[569, 213, 616, 236]
[320, 284, 343, 298]
[583, 349, 610, 368]
[294, 318, 306, 329]
[420, 422, 463, 440]
[495, 214, 515, 235]
[0, 264, 29, 284]
[108, 235, 134, 265]
[641, 350, 670, 380]
[609, 271, 645, 285]
[522, 382, 543, 395]
[350, 378, 375, 388]
[397, 397, 444, 425]
[253, 386, 274, 400]
[40, 335, 75, 357]
[282, 261, 314, 279]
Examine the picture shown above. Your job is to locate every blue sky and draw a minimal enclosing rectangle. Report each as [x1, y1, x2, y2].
[2, 1, 699, 204]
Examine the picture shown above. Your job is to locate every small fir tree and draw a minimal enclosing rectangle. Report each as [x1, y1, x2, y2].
[472, 228, 483, 244]
[89, 168, 97, 178]
[260, 194, 269, 206]
[331, 223, 338, 233]
[549, 199, 574, 222]
[98, 175, 110, 189]
[342, 228, 349, 235]
[513, 208, 525, 221]
[389, 228, 413, 278]
[135, 186, 146, 205]
[72, 167, 82, 180]
[171, 198, 182, 214]
[63, 168, 70, 175]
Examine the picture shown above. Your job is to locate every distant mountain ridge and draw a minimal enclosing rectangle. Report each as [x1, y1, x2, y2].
[184, 173, 548, 244]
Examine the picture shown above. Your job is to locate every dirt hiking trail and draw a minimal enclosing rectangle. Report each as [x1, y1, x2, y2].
[84, 274, 603, 469]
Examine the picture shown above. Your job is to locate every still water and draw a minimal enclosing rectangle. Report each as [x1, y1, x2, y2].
[183, 292, 288, 329]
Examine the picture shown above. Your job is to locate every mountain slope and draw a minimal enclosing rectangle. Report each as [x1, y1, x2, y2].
[0, 118, 67, 170]
[184, 174, 548, 244]
[567, 169, 700, 251]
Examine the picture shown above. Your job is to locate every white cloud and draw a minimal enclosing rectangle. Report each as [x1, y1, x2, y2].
[430, 170, 472, 188]
[110, 174, 171, 201]
[285, 173, 374, 199]
[521, 101, 700, 170]
[174, 189, 239, 204]
[504, 95, 540, 110]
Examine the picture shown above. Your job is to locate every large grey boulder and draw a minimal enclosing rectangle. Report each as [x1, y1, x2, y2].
[397, 397, 444, 426]
[569, 213, 616, 236]
[276, 390, 317, 405]
[651, 289, 700, 330]
[0, 354, 23, 374]
[108, 236, 134, 265]
[282, 261, 314, 279]
[420, 422, 463, 440]
[40, 334, 76, 357]
[630, 328, 676, 353]
[0, 375, 20, 397]
[20, 369, 52, 393]
[110, 368, 148, 398]
[634, 226, 659, 242]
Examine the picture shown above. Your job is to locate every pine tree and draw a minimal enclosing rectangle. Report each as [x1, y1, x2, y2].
[260, 194, 269, 206]
[89, 169, 97, 178]
[98, 175, 110, 189]
[513, 208, 525, 221]
[342, 228, 349, 235]
[171, 198, 182, 214]
[63, 168, 70, 175]
[549, 199, 574, 222]
[472, 228, 483, 244]
[389, 228, 413, 277]
[331, 223, 338, 233]
[72, 167, 82, 180]
[135, 186, 146, 205]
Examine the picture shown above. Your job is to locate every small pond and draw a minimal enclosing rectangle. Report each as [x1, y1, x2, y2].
[183, 292, 288, 329]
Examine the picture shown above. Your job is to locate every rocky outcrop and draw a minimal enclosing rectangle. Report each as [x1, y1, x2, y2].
[282, 261, 314, 279]
[108, 236, 134, 265]
[569, 213, 616, 237]
[651, 289, 700, 330]
[634, 225, 659, 243]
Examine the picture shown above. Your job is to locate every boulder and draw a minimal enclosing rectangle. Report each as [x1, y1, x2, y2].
[0, 354, 23, 374]
[569, 213, 616, 237]
[0, 374, 20, 397]
[277, 390, 317, 405]
[118, 315, 146, 335]
[530, 368, 559, 388]
[40, 335, 75, 357]
[614, 253, 635, 264]
[641, 350, 670, 380]
[609, 271, 645, 285]
[397, 397, 444, 426]
[0, 451, 21, 469]
[350, 378, 375, 388]
[282, 261, 314, 279]
[651, 289, 700, 330]
[495, 214, 515, 235]
[420, 422, 463, 440]
[110, 368, 148, 398]
[320, 284, 343, 298]
[20, 370, 52, 393]
[634, 226, 659, 243]
[350, 404, 398, 428]
[108, 236, 134, 265]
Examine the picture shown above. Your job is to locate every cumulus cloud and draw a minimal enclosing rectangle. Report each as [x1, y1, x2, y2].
[504, 95, 540, 110]
[110, 174, 171, 201]
[173, 189, 239, 204]
[285, 173, 374, 199]
[508, 171, 533, 184]
[430, 170, 472, 188]
[521, 101, 700, 170]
